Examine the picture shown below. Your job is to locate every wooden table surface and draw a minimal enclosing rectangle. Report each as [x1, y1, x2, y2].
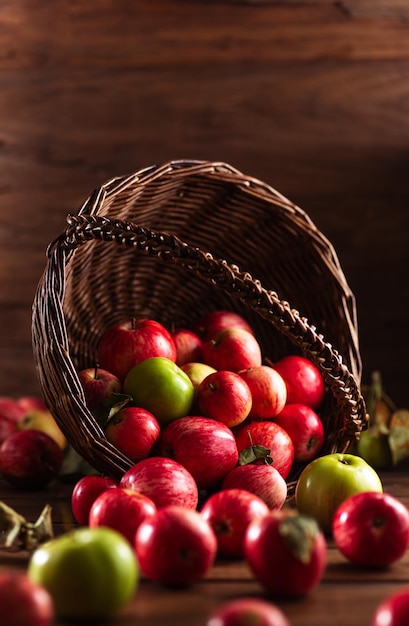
[0, 471, 408, 626]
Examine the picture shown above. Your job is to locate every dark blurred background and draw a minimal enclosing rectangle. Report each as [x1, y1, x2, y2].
[1, 1, 408, 406]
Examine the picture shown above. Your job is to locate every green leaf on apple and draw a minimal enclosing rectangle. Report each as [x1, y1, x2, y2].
[278, 514, 321, 563]
[238, 444, 273, 466]
[92, 393, 133, 429]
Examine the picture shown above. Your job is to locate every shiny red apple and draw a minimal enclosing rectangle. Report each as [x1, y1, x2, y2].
[135, 505, 217, 586]
[222, 463, 287, 511]
[120, 456, 199, 509]
[273, 355, 325, 409]
[77, 366, 122, 411]
[193, 310, 254, 341]
[234, 420, 294, 479]
[104, 406, 161, 462]
[98, 318, 177, 381]
[200, 488, 270, 558]
[244, 509, 327, 597]
[202, 328, 262, 372]
[273, 403, 325, 462]
[332, 491, 409, 567]
[158, 416, 239, 491]
[172, 327, 203, 366]
[239, 365, 287, 420]
[71, 474, 119, 526]
[196, 370, 252, 428]
[89, 487, 157, 545]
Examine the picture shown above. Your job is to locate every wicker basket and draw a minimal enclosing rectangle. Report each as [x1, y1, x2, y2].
[32, 159, 368, 485]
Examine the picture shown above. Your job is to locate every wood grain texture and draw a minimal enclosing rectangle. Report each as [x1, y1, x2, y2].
[0, 0, 408, 407]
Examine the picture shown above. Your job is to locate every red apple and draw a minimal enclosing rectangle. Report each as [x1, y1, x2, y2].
[196, 370, 252, 428]
[77, 366, 122, 411]
[332, 491, 409, 567]
[0, 414, 18, 444]
[158, 416, 239, 491]
[172, 328, 203, 366]
[234, 420, 295, 479]
[17, 396, 48, 414]
[120, 456, 199, 509]
[71, 474, 118, 526]
[371, 587, 409, 626]
[273, 403, 325, 462]
[104, 406, 161, 462]
[244, 509, 327, 597]
[134, 505, 217, 586]
[0, 430, 63, 489]
[0, 572, 54, 626]
[98, 318, 177, 381]
[193, 310, 254, 341]
[239, 365, 287, 419]
[222, 463, 287, 511]
[200, 488, 270, 558]
[202, 328, 262, 372]
[272, 355, 325, 409]
[205, 597, 290, 626]
[89, 487, 157, 545]
[0, 397, 26, 422]
[0, 396, 26, 423]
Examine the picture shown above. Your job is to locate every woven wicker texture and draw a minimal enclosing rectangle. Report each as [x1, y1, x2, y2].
[32, 159, 368, 483]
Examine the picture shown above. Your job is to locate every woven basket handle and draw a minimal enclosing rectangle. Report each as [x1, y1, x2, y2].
[50, 212, 367, 446]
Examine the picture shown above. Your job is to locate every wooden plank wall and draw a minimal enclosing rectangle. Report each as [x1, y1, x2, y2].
[1, 0, 408, 407]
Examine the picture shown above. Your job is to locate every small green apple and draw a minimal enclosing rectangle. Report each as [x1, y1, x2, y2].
[28, 526, 138, 620]
[295, 453, 383, 533]
[356, 427, 393, 470]
[123, 357, 194, 425]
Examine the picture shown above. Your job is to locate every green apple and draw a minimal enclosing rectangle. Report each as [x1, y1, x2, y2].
[27, 527, 139, 620]
[295, 453, 383, 533]
[356, 427, 393, 470]
[123, 357, 194, 425]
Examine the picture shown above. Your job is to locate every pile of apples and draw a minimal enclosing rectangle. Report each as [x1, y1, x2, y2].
[79, 309, 327, 499]
[45, 309, 328, 599]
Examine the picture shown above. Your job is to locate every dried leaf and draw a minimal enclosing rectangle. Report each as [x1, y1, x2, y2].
[388, 409, 409, 466]
[0, 501, 53, 551]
